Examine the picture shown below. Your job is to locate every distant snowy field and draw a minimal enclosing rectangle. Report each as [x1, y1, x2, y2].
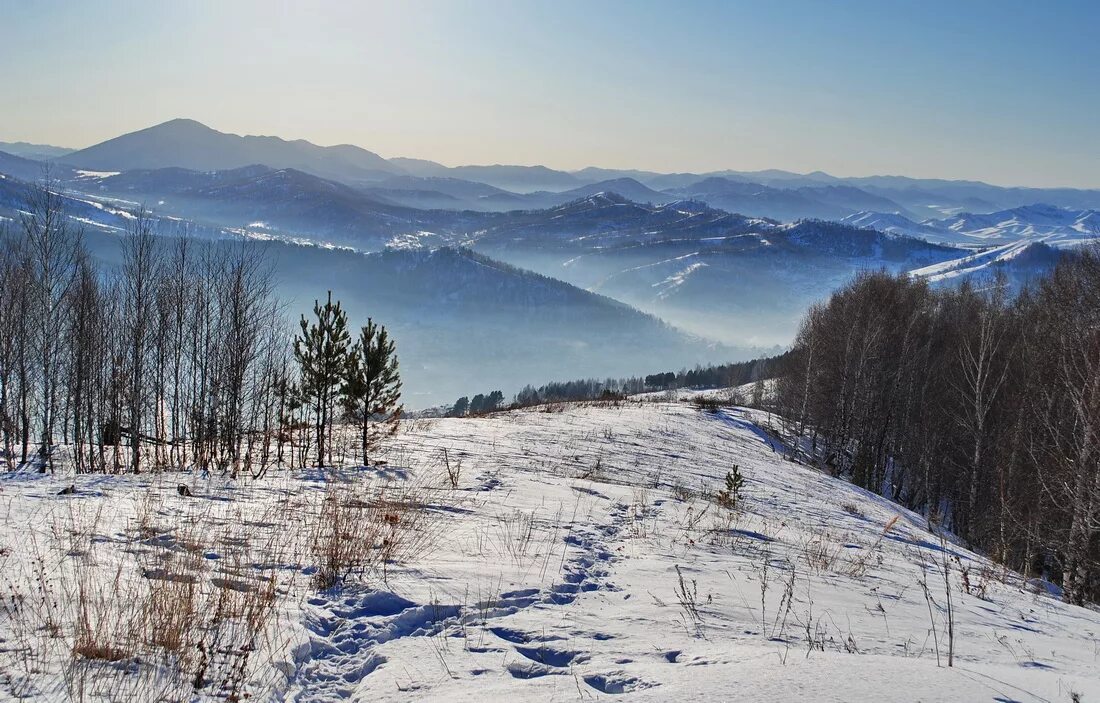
[1, 400, 1097, 701]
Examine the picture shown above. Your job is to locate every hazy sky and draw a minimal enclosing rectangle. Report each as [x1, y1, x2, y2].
[2, 0, 1098, 188]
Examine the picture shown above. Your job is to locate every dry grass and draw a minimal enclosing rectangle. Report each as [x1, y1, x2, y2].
[799, 531, 845, 574]
[0, 418, 459, 701]
[310, 476, 446, 590]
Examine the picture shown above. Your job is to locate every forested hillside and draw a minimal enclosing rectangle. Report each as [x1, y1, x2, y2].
[774, 257, 1100, 604]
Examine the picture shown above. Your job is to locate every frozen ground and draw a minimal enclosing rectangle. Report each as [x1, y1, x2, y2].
[1, 399, 1097, 701]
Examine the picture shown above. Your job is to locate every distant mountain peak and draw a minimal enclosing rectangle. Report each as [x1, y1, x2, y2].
[156, 117, 210, 129]
[62, 119, 404, 184]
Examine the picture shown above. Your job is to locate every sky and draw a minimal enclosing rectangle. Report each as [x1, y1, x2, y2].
[1, 0, 1098, 188]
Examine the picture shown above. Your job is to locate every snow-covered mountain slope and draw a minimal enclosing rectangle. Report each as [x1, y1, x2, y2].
[841, 211, 948, 240]
[907, 240, 1063, 285]
[3, 400, 1097, 701]
[83, 164, 481, 250]
[938, 204, 1100, 244]
[471, 198, 961, 345]
[844, 205, 1100, 248]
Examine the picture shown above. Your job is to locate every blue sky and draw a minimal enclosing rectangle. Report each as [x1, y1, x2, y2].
[1, 0, 1097, 187]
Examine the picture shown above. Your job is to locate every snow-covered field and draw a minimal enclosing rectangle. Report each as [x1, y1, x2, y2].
[1, 400, 1097, 701]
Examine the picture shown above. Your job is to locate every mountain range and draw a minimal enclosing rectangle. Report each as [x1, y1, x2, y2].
[842, 204, 1100, 247]
[1, 117, 1093, 403]
[18, 118, 1098, 222]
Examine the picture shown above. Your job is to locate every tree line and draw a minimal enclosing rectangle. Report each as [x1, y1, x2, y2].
[501, 355, 787, 409]
[0, 180, 400, 476]
[774, 260, 1100, 605]
[447, 391, 504, 417]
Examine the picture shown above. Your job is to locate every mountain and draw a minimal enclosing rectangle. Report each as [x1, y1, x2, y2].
[440, 164, 582, 193]
[791, 184, 913, 218]
[62, 219, 732, 405]
[468, 195, 961, 345]
[840, 211, 947, 240]
[663, 177, 833, 220]
[0, 150, 53, 182]
[660, 177, 910, 222]
[571, 166, 665, 183]
[0, 141, 73, 161]
[361, 175, 514, 210]
[50, 119, 1100, 218]
[0, 169, 229, 238]
[2, 161, 1069, 357]
[89, 164, 480, 249]
[358, 176, 674, 213]
[1, 168, 732, 407]
[451, 178, 675, 212]
[62, 119, 405, 185]
[252, 242, 735, 405]
[543, 178, 673, 207]
[386, 157, 451, 177]
[595, 167, 1100, 218]
[842, 204, 1100, 247]
[387, 159, 582, 193]
[937, 203, 1100, 244]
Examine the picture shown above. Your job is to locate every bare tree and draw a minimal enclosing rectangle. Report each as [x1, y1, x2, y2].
[120, 210, 160, 473]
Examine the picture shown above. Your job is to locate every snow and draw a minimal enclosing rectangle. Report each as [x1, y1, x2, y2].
[845, 206, 1100, 249]
[67, 215, 124, 232]
[385, 230, 448, 251]
[73, 170, 120, 180]
[1, 400, 1097, 701]
[651, 261, 708, 299]
[908, 240, 1041, 282]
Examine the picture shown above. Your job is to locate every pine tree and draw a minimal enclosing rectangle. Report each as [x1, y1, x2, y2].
[344, 317, 402, 465]
[294, 291, 352, 468]
[716, 465, 744, 509]
[470, 394, 486, 414]
[451, 396, 469, 417]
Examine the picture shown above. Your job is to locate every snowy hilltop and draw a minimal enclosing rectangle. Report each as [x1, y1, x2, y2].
[1, 398, 1096, 701]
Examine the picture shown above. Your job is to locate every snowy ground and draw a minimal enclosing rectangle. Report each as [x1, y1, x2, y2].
[1, 399, 1098, 702]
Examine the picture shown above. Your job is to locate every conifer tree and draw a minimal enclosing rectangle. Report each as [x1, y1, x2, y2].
[451, 396, 469, 417]
[294, 291, 352, 468]
[470, 394, 486, 414]
[344, 317, 402, 465]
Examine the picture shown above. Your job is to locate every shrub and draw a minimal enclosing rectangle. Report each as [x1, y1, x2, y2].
[692, 396, 723, 413]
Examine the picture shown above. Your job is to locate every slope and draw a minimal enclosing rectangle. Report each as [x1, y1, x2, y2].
[3, 400, 1097, 701]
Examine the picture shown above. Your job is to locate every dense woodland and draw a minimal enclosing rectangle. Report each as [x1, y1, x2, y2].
[774, 261, 1100, 605]
[0, 181, 400, 477]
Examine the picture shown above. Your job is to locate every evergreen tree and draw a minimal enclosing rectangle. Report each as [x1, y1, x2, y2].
[294, 291, 352, 468]
[451, 396, 469, 417]
[486, 390, 504, 411]
[515, 385, 540, 406]
[469, 393, 486, 414]
[716, 465, 745, 509]
[344, 317, 402, 465]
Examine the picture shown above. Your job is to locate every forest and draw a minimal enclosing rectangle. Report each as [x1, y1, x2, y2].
[774, 259, 1100, 605]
